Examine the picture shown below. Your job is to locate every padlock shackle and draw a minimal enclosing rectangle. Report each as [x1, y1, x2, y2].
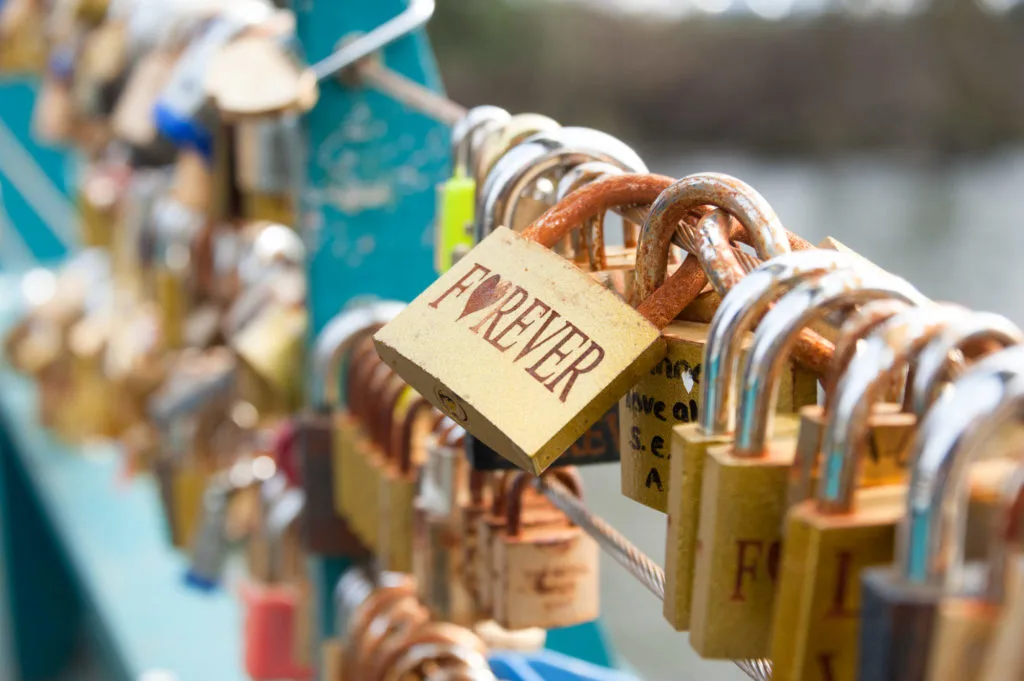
[699, 250, 866, 435]
[818, 304, 963, 515]
[910, 312, 1024, 420]
[633, 173, 794, 303]
[895, 345, 1024, 585]
[344, 345, 384, 423]
[555, 162, 634, 272]
[522, 173, 673, 249]
[472, 113, 561, 187]
[373, 379, 412, 458]
[392, 395, 435, 475]
[735, 268, 924, 458]
[373, 621, 487, 681]
[451, 106, 510, 177]
[506, 469, 584, 537]
[476, 127, 647, 241]
[310, 300, 406, 409]
[823, 299, 912, 414]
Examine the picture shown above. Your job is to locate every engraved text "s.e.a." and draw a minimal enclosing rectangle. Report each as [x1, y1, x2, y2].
[429, 263, 606, 404]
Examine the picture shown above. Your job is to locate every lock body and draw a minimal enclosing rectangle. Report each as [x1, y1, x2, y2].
[297, 413, 364, 556]
[374, 226, 666, 475]
[689, 439, 794, 658]
[857, 568, 943, 681]
[771, 489, 904, 681]
[241, 580, 314, 681]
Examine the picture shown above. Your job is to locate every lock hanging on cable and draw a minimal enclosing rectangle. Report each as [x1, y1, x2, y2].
[770, 304, 961, 681]
[689, 265, 924, 659]
[492, 469, 599, 631]
[663, 247, 866, 631]
[622, 174, 821, 514]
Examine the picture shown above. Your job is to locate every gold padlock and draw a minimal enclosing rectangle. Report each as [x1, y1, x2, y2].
[379, 392, 438, 572]
[337, 338, 383, 524]
[622, 175, 819, 513]
[492, 468, 599, 630]
[375, 207, 669, 475]
[0, 0, 48, 74]
[690, 265, 922, 658]
[664, 247, 866, 631]
[232, 294, 308, 419]
[770, 304, 961, 681]
[360, 368, 408, 552]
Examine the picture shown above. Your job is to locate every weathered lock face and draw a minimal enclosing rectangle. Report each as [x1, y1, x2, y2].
[375, 226, 664, 474]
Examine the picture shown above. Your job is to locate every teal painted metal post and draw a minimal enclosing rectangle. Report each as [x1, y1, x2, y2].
[293, 0, 450, 332]
[0, 77, 76, 268]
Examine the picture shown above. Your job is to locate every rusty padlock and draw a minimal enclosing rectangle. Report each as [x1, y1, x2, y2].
[492, 468, 599, 630]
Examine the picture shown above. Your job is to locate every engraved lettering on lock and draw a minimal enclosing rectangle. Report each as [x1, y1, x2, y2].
[826, 551, 859, 618]
[434, 264, 609, 401]
[731, 539, 781, 601]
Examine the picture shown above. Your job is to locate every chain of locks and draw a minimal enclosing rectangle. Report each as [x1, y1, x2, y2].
[3, 1, 1024, 681]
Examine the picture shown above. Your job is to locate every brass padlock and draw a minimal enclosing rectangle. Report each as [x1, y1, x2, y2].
[460, 470, 493, 618]
[770, 304, 962, 681]
[663, 247, 872, 630]
[857, 343, 1024, 681]
[309, 301, 405, 553]
[337, 338, 385, 525]
[379, 392, 438, 572]
[690, 266, 924, 658]
[790, 299, 917, 510]
[205, 33, 317, 119]
[233, 115, 302, 223]
[0, 0, 48, 74]
[360, 368, 409, 552]
[492, 468, 599, 630]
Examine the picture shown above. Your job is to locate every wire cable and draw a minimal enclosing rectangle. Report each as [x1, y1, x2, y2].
[538, 477, 773, 681]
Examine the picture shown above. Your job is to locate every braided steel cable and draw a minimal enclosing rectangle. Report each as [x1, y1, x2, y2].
[537, 478, 773, 681]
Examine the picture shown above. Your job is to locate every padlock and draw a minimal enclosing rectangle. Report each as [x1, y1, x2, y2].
[689, 266, 924, 658]
[476, 126, 647, 240]
[385, 632, 493, 681]
[306, 301, 405, 554]
[32, 53, 77, 144]
[348, 587, 429, 681]
[359, 366, 410, 551]
[465, 168, 661, 473]
[338, 337, 386, 525]
[461, 470, 493, 617]
[60, 313, 115, 443]
[241, 481, 314, 681]
[79, 162, 128, 250]
[857, 344, 1024, 681]
[185, 467, 247, 591]
[151, 195, 205, 350]
[492, 468, 599, 630]
[378, 170, 758, 476]
[790, 299, 916, 510]
[978, 522, 1024, 680]
[663, 248, 916, 630]
[205, 32, 317, 119]
[625, 175, 835, 513]
[379, 392, 438, 572]
[770, 303, 963, 681]
[370, 621, 489, 681]
[340, 575, 417, 680]
[0, 0, 48, 74]
[437, 106, 511, 273]
[472, 113, 561, 192]
[924, 470, 1024, 681]
[416, 421, 477, 624]
[234, 115, 302, 223]
[476, 471, 566, 618]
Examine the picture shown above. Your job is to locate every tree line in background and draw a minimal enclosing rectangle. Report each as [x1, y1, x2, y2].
[429, 0, 1024, 155]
